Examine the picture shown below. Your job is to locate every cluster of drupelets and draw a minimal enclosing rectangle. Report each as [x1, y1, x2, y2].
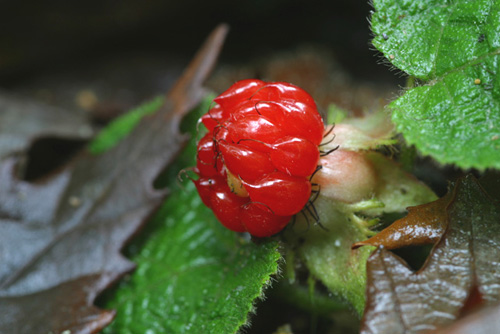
[193, 79, 332, 237]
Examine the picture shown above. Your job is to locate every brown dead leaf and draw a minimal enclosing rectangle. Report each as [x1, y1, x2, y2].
[0, 93, 94, 161]
[0, 24, 228, 334]
[354, 172, 500, 251]
[432, 302, 500, 334]
[360, 174, 500, 334]
[352, 191, 451, 250]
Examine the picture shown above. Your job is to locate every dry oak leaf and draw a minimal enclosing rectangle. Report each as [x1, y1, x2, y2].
[0, 92, 94, 161]
[0, 24, 228, 334]
[360, 174, 500, 334]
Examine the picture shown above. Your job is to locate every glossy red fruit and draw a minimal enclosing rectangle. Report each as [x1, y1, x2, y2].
[270, 137, 319, 177]
[201, 104, 225, 132]
[228, 100, 262, 122]
[252, 101, 324, 145]
[196, 132, 223, 177]
[193, 79, 323, 237]
[218, 141, 275, 182]
[242, 171, 312, 216]
[209, 182, 247, 233]
[213, 79, 265, 110]
[241, 203, 292, 238]
[193, 176, 223, 207]
[250, 82, 316, 107]
[226, 115, 284, 153]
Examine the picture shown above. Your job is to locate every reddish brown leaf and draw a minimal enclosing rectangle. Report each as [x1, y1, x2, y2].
[0, 24, 228, 334]
[0, 275, 115, 334]
[353, 190, 451, 250]
[361, 174, 500, 334]
[353, 172, 500, 251]
[459, 283, 485, 317]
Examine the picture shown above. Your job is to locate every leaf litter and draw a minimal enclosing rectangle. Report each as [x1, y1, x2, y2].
[0, 92, 94, 162]
[360, 174, 500, 334]
[0, 24, 228, 334]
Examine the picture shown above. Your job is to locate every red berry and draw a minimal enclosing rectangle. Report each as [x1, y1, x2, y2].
[218, 141, 275, 182]
[226, 115, 284, 153]
[250, 82, 316, 108]
[252, 101, 324, 145]
[228, 100, 261, 122]
[213, 125, 230, 144]
[213, 79, 265, 110]
[196, 132, 223, 177]
[209, 181, 247, 233]
[241, 203, 291, 237]
[270, 137, 319, 177]
[242, 171, 312, 216]
[193, 176, 223, 207]
[193, 79, 324, 237]
[201, 104, 225, 132]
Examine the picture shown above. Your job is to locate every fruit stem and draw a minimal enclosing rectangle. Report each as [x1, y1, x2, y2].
[349, 213, 378, 237]
[284, 247, 297, 285]
[344, 199, 385, 212]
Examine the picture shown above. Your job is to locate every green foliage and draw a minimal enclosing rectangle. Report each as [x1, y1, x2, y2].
[99, 96, 281, 334]
[294, 152, 436, 314]
[372, 0, 500, 169]
[88, 96, 164, 154]
[104, 183, 280, 334]
[294, 213, 374, 315]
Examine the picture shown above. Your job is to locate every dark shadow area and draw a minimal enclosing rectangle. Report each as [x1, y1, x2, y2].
[22, 137, 88, 181]
[0, 1, 397, 87]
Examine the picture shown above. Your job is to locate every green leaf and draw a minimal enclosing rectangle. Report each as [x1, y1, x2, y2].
[291, 205, 375, 315]
[371, 0, 500, 169]
[104, 184, 280, 334]
[101, 97, 281, 334]
[88, 96, 164, 154]
[391, 63, 500, 169]
[372, 0, 498, 80]
[290, 152, 436, 315]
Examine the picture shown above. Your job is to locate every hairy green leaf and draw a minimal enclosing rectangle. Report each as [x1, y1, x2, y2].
[103, 183, 280, 334]
[101, 96, 281, 334]
[372, 0, 500, 169]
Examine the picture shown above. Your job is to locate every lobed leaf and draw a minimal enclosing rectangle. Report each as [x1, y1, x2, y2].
[390, 68, 500, 169]
[0, 93, 94, 161]
[0, 25, 227, 334]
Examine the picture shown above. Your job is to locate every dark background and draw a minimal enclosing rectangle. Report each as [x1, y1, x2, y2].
[0, 0, 398, 88]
